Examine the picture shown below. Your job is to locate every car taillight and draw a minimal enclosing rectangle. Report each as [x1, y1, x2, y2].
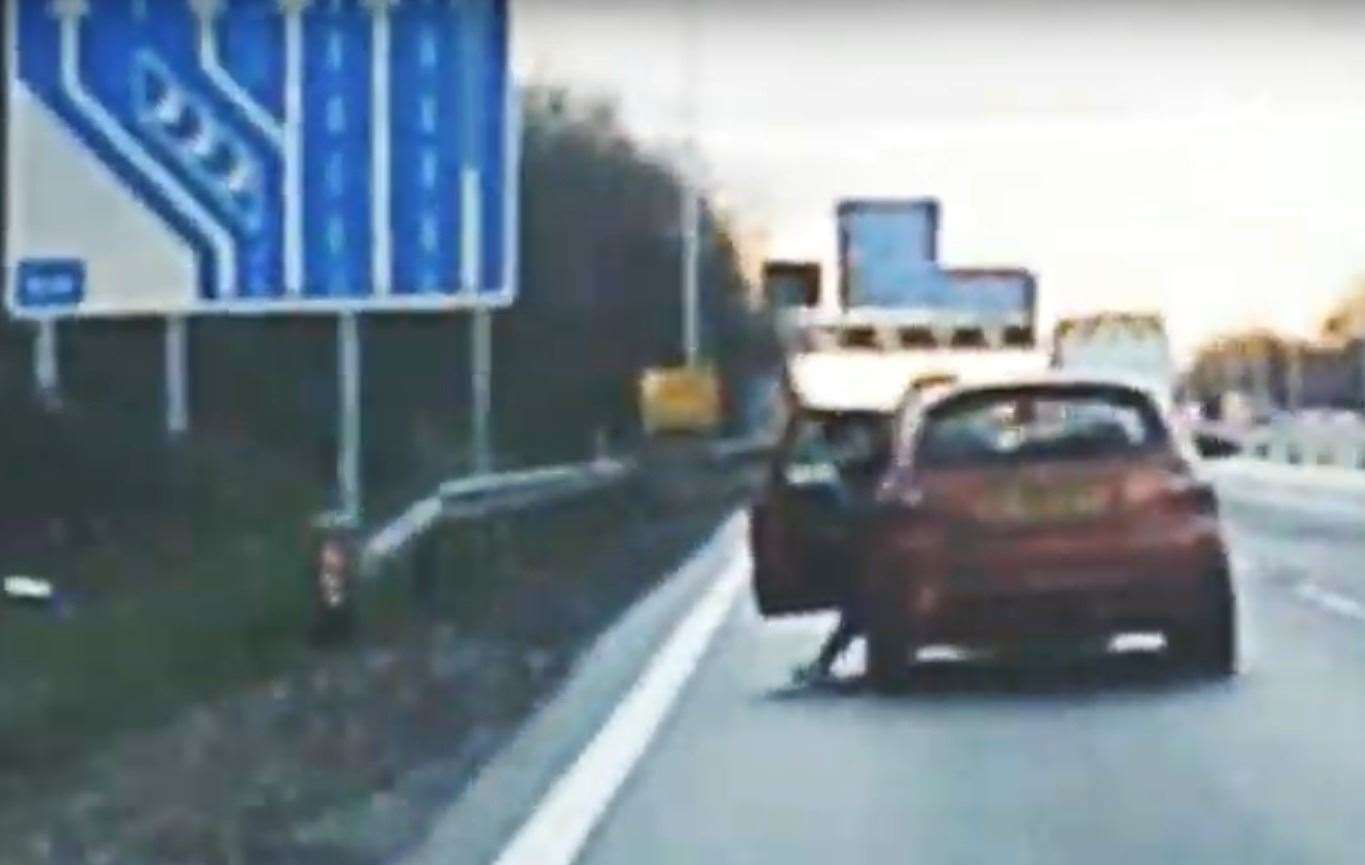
[1122, 470, 1218, 516]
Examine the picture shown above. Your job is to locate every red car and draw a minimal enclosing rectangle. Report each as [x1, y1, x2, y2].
[752, 377, 1236, 687]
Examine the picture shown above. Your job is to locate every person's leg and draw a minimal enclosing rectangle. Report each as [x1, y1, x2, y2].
[814, 611, 859, 672]
[793, 602, 865, 684]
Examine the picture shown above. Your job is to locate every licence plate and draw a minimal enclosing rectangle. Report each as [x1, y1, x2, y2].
[979, 483, 1109, 523]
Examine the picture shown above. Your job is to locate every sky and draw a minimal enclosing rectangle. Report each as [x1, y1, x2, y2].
[514, 0, 1365, 360]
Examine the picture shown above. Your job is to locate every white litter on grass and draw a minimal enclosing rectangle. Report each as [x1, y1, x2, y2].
[3, 576, 54, 601]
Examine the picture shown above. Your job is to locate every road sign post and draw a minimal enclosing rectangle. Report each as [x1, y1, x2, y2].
[338, 312, 362, 522]
[472, 309, 493, 475]
[165, 315, 189, 437]
[33, 318, 60, 409]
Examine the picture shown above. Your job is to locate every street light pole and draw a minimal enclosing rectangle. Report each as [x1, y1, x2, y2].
[681, 147, 700, 368]
[679, 0, 701, 368]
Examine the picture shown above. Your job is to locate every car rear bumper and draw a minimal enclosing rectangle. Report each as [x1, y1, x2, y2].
[865, 519, 1230, 647]
[907, 582, 1212, 646]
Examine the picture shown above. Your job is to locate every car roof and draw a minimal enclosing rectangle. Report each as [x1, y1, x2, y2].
[913, 370, 1170, 414]
[787, 348, 1050, 414]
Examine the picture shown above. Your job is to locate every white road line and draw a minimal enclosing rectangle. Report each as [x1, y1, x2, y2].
[367, 0, 394, 295]
[490, 541, 749, 865]
[195, 6, 285, 147]
[280, 0, 305, 295]
[460, 166, 481, 292]
[1295, 582, 1365, 623]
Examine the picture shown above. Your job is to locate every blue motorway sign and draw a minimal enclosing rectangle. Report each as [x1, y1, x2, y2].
[4, 0, 516, 317]
[838, 198, 940, 308]
[944, 267, 1037, 326]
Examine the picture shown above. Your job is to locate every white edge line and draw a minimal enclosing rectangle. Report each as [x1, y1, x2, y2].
[490, 531, 749, 865]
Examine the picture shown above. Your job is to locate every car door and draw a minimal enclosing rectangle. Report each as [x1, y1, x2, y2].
[750, 413, 861, 617]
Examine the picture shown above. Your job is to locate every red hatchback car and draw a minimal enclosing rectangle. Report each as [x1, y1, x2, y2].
[752, 377, 1236, 687]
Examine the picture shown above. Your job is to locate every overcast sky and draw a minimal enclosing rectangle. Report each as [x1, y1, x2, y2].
[515, 1, 1365, 358]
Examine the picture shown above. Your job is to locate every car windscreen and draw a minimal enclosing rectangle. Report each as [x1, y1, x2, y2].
[913, 386, 1168, 468]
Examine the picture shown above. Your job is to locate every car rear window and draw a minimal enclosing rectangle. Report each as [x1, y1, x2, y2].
[914, 386, 1168, 467]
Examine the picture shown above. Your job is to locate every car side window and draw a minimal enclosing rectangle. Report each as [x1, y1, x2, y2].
[781, 415, 890, 491]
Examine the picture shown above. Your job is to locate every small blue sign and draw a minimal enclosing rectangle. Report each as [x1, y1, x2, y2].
[16, 259, 86, 309]
[7, 0, 515, 317]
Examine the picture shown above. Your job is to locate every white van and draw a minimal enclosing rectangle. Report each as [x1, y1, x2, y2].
[1052, 313, 1176, 397]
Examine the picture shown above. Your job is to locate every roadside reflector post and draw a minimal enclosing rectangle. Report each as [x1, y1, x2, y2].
[308, 510, 359, 645]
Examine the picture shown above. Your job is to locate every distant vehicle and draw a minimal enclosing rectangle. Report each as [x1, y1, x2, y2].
[1052, 313, 1176, 397]
[752, 374, 1236, 687]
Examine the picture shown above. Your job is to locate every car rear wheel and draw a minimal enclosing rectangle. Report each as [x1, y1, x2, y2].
[866, 629, 911, 692]
[1170, 570, 1237, 678]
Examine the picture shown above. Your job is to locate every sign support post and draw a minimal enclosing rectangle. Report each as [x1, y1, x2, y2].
[165, 316, 189, 437]
[338, 312, 363, 522]
[462, 167, 492, 475]
[33, 320, 62, 410]
[471, 309, 493, 475]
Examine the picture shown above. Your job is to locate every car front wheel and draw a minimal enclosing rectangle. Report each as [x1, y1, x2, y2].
[866, 628, 912, 692]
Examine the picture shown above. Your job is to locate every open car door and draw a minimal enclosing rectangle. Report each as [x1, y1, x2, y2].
[751, 412, 884, 616]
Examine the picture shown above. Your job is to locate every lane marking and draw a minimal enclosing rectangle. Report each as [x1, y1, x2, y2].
[1295, 582, 1365, 623]
[490, 539, 749, 865]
